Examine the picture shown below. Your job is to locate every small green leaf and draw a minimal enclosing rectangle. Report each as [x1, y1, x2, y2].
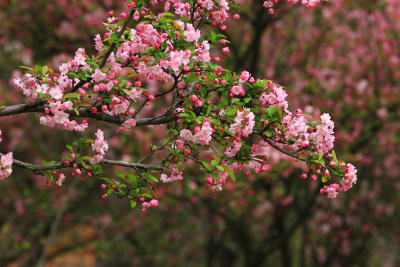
[19, 66, 34, 71]
[267, 108, 278, 117]
[222, 166, 236, 182]
[331, 150, 337, 162]
[130, 200, 137, 208]
[216, 165, 224, 171]
[34, 65, 42, 74]
[122, 89, 131, 95]
[66, 145, 74, 153]
[79, 156, 92, 161]
[148, 174, 159, 183]
[63, 93, 81, 99]
[231, 98, 240, 104]
[210, 173, 219, 179]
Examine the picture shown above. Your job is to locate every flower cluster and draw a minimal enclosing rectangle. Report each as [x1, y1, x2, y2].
[1, 0, 358, 207]
[90, 129, 109, 164]
[0, 131, 13, 180]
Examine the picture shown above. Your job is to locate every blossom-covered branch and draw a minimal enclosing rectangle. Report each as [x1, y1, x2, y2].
[0, 0, 357, 210]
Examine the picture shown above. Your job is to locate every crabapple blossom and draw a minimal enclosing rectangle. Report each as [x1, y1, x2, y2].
[0, 0, 357, 209]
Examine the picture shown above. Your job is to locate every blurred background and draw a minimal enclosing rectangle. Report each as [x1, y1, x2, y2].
[0, 0, 399, 266]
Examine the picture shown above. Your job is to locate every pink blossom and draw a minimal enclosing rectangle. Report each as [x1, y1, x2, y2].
[53, 111, 69, 124]
[180, 129, 193, 142]
[117, 119, 137, 132]
[231, 84, 242, 95]
[160, 165, 183, 183]
[192, 121, 214, 145]
[240, 71, 250, 82]
[91, 68, 107, 82]
[94, 130, 108, 154]
[149, 199, 159, 208]
[0, 152, 13, 180]
[49, 86, 63, 100]
[56, 173, 66, 187]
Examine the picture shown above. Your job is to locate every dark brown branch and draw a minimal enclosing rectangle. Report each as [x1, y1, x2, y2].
[258, 134, 311, 163]
[0, 152, 163, 172]
[0, 103, 177, 126]
[0, 101, 44, 117]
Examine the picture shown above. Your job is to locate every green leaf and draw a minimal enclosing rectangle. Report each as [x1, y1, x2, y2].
[66, 145, 74, 153]
[231, 98, 240, 104]
[267, 108, 278, 117]
[34, 65, 42, 74]
[148, 174, 159, 183]
[79, 156, 92, 161]
[331, 150, 337, 162]
[42, 66, 48, 74]
[200, 160, 210, 170]
[73, 108, 79, 116]
[63, 93, 81, 99]
[122, 88, 131, 95]
[101, 177, 111, 183]
[130, 200, 137, 208]
[210, 173, 219, 179]
[19, 66, 34, 71]
[223, 166, 236, 182]
[162, 12, 175, 17]
[216, 165, 224, 171]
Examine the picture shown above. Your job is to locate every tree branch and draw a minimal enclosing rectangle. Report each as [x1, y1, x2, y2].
[0, 103, 177, 126]
[0, 152, 163, 172]
[258, 134, 311, 163]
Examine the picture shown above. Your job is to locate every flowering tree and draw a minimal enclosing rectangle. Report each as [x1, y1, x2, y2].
[0, 0, 357, 213]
